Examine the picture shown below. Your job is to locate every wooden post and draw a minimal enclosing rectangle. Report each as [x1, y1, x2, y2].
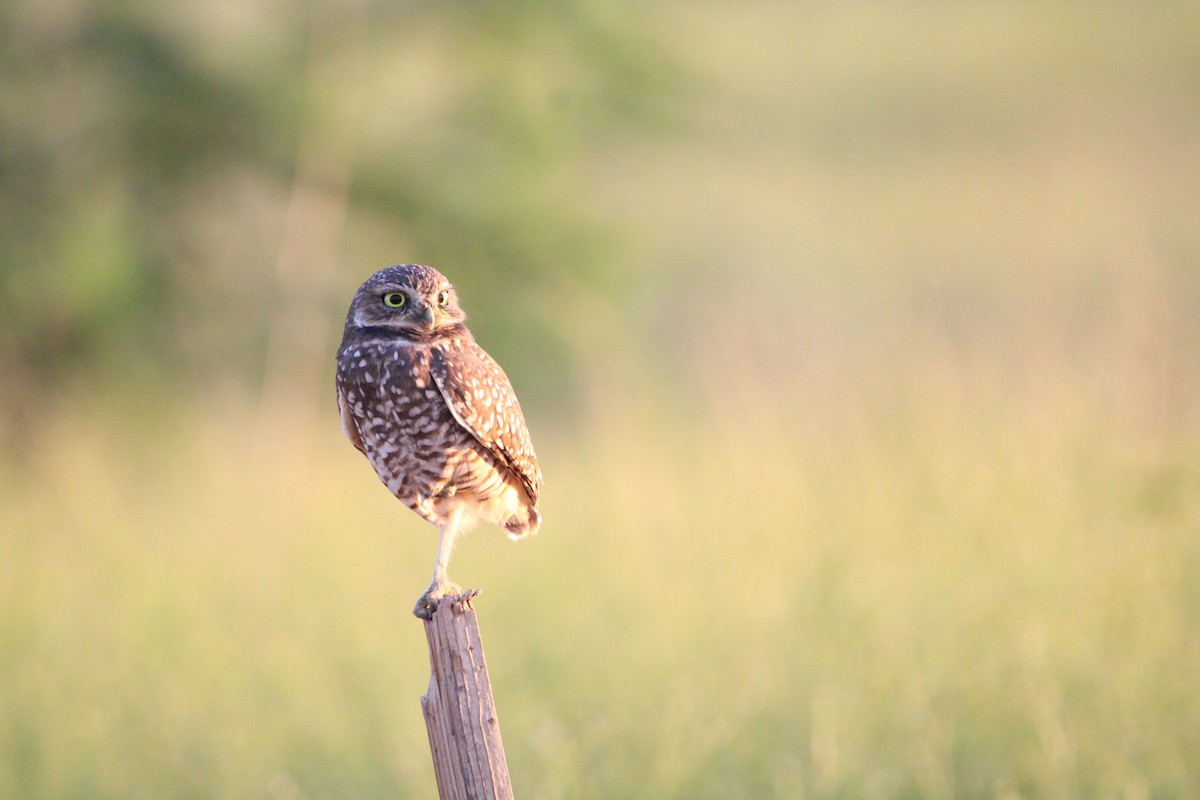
[420, 590, 514, 800]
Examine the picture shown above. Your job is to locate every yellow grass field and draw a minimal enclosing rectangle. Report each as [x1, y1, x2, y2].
[3, 282, 1198, 797]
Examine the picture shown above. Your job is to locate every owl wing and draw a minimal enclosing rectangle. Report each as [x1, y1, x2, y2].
[336, 383, 367, 454]
[431, 340, 543, 505]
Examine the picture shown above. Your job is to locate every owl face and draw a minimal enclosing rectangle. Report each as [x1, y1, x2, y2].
[347, 264, 467, 336]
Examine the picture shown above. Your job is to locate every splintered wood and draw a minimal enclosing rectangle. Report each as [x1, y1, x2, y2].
[420, 592, 514, 800]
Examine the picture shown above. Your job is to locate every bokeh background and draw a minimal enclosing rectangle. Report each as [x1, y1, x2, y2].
[3, 1, 1200, 797]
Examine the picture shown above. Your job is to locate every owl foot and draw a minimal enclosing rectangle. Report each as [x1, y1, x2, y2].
[413, 580, 465, 620]
[503, 506, 541, 541]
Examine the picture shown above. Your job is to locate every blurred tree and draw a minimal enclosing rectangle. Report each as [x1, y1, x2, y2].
[0, 0, 689, 450]
[0, 2, 300, 447]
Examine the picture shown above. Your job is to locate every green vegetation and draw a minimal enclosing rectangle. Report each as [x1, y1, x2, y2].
[3, 1, 1199, 797]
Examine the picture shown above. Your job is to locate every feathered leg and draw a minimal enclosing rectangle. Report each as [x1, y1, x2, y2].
[413, 506, 465, 620]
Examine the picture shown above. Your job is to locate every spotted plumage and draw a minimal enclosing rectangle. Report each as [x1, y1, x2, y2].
[336, 265, 542, 619]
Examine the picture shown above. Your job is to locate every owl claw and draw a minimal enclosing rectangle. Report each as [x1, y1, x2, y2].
[412, 595, 437, 620]
[412, 580, 465, 620]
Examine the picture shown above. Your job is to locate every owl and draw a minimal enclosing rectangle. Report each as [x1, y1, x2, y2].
[336, 265, 543, 619]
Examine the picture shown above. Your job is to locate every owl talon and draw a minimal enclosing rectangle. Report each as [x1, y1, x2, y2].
[412, 595, 437, 620]
[413, 580, 464, 620]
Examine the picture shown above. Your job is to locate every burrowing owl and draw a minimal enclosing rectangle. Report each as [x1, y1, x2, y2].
[336, 265, 543, 619]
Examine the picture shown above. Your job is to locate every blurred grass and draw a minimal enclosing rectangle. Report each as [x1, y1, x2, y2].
[3, 324, 1198, 797]
[3, 0, 1200, 797]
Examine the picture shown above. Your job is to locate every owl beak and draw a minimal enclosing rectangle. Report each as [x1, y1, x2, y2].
[418, 303, 436, 328]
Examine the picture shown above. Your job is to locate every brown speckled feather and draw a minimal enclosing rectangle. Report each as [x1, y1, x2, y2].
[337, 388, 366, 454]
[430, 338, 543, 505]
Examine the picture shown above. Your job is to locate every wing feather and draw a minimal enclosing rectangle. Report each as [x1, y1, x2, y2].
[430, 340, 542, 504]
[337, 384, 367, 454]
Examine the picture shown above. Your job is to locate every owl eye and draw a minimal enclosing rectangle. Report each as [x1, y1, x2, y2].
[382, 292, 406, 308]
[436, 290, 450, 307]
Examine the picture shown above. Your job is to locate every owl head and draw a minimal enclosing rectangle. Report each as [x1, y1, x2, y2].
[345, 264, 467, 337]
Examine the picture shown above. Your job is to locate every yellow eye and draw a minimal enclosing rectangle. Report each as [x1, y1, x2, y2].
[436, 290, 450, 307]
[382, 292, 406, 308]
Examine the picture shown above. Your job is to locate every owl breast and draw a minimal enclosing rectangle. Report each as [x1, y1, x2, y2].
[336, 339, 524, 527]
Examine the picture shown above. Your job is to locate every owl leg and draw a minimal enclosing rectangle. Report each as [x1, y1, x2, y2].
[413, 506, 465, 620]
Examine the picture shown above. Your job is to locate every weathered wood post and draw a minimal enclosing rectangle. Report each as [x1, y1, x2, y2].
[420, 590, 514, 800]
